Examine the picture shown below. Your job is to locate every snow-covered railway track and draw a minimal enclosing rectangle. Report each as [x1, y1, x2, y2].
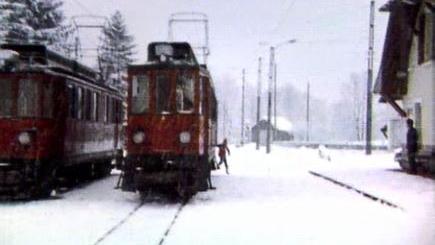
[157, 200, 188, 245]
[93, 201, 145, 245]
[309, 171, 404, 211]
[92, 197, 189, 245]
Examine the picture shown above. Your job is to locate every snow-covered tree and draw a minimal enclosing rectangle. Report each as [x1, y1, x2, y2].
[98, 10, 135, 90]
[0, 0, 69, 51]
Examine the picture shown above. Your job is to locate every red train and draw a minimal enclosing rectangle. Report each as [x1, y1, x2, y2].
[121, 42, 218, 197]
[0, 44, 123, 198]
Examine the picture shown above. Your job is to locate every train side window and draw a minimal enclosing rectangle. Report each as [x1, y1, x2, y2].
[67, 84, 76, 119]
[17, 79, 39, 117]
[131, 75, 150, 114]
[42, 82, 54, 118]
[106, 96, 112, 123]
[156, 74, 171, 114]
[112, 99, 117, 123]
[94, 92, 99, 122]
[176, 72, 194, 113]
[0, 80, 13, 117]
[102, 95, 108, 123]
[199, 77, 204, 115]
[76, 87, 83, 120]
[114, 100, 119, 122]
[84, 89, 92, 121]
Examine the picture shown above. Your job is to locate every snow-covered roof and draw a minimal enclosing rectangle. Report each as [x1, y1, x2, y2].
[260, 116, 293, 132]
[0, 49, 19, 60]
[275, 116, 293, 132]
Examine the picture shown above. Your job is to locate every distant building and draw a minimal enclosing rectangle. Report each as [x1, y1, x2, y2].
[251, 117, 294, 145]
[374, 0, 435, 172]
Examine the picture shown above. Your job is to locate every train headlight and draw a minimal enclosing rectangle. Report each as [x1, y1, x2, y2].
[132, 131, 145, 144]
[18, 131, 32, 145]
[179, 131, 191, 144]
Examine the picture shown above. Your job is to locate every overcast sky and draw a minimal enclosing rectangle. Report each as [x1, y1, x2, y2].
[63, 0, 390, 102]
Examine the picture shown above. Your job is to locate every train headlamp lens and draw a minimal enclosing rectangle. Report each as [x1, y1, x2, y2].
[179, 132, 191, 144]
[132, 131, 145, 144]
[18, 132, 32, 145]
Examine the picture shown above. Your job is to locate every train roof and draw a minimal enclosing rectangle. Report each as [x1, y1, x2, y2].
[0, 43, 98, 82]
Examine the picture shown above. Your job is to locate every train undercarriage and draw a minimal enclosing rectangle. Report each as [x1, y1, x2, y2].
[0, 157, 115, 200]
[121, 154, 211, 198]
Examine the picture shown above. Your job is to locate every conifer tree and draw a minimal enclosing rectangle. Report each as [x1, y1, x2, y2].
[0, 0, 70, 53]
[98, 10, 135, 90]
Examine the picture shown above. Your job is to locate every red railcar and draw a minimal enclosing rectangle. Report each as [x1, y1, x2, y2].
[121, 42, 218, 197]
[0, 44, 123, 198]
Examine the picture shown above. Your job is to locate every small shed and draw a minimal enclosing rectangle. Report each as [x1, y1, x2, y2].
[251, 117, 294, 144]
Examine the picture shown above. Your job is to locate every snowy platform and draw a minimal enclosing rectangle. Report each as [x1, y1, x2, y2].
[0, 144, 434, 245]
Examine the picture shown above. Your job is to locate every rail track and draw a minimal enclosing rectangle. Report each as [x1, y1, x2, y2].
[309, 170, 404, 211]
[92, 195, 189, 245]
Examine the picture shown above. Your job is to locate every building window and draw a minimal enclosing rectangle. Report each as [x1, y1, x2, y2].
[418, 11, 434, 64]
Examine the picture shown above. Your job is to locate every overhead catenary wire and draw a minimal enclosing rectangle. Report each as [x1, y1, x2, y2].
[71, 0, 94, 16]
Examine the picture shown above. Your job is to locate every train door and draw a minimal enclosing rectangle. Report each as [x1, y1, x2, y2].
[200, 76, 208, 155]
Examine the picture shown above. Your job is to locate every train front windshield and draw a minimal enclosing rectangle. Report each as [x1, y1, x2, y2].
[131, 70, 195, 114]
[0, 79, 53, 118]
[0, 79, 13, 117]
[176, 72, 194, 113]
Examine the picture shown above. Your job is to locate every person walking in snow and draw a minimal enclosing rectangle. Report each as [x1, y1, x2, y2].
[406, 118, 418, 174]
[217, 138, 231, 174]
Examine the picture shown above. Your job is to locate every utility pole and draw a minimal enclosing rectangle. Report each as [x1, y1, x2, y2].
[223, 103, 227, 139]
[366, 0, 375, 155]
[241, 69, 246, 146]
[306, 82, 310, 142]
[273, 63, 277, 141]
[266, 47, 275, 154]
[256, 57, 262, 150]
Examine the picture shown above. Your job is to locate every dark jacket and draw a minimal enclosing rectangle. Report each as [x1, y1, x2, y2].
[406, 127, 418, 153]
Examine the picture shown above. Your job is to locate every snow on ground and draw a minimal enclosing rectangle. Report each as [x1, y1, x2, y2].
[0, 144, 434, 245]
[166, 144, 435, 245]
[309, 147, 435, 244]
[0, 176, 181, 245]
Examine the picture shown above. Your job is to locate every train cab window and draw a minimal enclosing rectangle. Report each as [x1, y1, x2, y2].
[176, 72, 194, 113]
[0, 80, 13, 117]
[131, 75, 150, 114]
[42, 82, 54, 118]
[156, 74, 171, 114]
[17, 79, 39, 117]
[76, 87, 83, 120]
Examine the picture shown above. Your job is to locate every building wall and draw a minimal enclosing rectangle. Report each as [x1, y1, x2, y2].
[405, 13, 435, 149]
